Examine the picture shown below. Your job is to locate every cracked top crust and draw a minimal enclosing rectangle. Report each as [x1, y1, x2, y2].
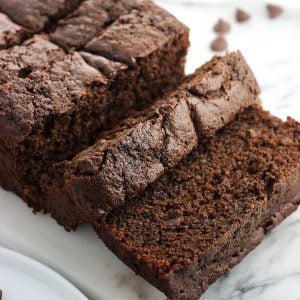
[0, 35, 107, 145]
[59, 51, 260, 214]
[0, 12, 31, 49]
[50, 0, 141, 50]
[0, 0, 82, 31]
[85, 3, 187, 65]
[0, 0, 182, 146]
[49, 0, 188, 68]
[79, 51, 127, 80]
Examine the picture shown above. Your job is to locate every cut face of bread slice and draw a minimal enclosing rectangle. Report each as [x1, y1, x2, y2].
[40, 51, 260, 230]
[95, 106, 300, 300]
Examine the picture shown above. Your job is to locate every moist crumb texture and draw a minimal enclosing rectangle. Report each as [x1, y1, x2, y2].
[40, 51, 260, 230]
[96, 106, 300, 300]
[0, 1, 189, 214]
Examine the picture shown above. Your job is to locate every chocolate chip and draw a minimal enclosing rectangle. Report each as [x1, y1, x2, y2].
[236, 8, 251, 23]
[248, 129, 257, 138]
[0, 289, 2, 300]
[214, 19, 230, 34]
[267, 4, 283, 19]
[210, 36, 228, 52]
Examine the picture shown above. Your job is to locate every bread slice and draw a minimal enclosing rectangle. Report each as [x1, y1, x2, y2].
[0, 1, 188, 211]
[94, 106, 300, 300]
[40, 51, 260, 230]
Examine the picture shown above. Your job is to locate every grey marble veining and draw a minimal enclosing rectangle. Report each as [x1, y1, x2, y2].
[202, 208, 300, 300]
[0, 1, 299, 300]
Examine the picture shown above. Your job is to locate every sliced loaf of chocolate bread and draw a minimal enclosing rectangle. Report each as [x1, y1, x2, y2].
[0, 0, 188, 211]
[95, 105, 300, 300]
[40, 51, 260, 230]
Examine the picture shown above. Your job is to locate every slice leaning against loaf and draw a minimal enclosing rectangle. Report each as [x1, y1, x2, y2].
[95, 105, 300, 300]
[40, 51, 260, 230]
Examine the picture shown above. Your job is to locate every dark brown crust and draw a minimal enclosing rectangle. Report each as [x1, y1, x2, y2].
[0, 0, 82, 32]
[93, 109, 300, 300]
[40, 51, 260, 230]
[98, 192, 300, 300]
[0, 2, 189, 217]
[0, 12, 32, 49]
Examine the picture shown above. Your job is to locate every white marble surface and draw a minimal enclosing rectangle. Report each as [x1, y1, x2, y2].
[0, 1, 300, 300]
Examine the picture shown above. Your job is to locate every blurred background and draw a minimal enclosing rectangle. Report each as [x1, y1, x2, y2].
[156, 0, 300, 120]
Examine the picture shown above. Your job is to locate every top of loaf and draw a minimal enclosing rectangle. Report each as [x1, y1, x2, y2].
[0, 12, 31, 49]
[58, 51, 260, 214]
[0, 0, 188, 146]
[0, 0, 82, 32]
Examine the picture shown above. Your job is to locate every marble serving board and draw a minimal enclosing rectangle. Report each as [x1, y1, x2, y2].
[0, 0, 299, 299]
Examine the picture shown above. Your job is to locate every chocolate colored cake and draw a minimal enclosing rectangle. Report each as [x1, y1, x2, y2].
[1, 3, 298, 299]
[0, 0, 188, 209]
[0, 12, 31, 49]
[40, 51, 260, 230]
[0, 0, 82, 32]
[94, 106, 300, 300]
